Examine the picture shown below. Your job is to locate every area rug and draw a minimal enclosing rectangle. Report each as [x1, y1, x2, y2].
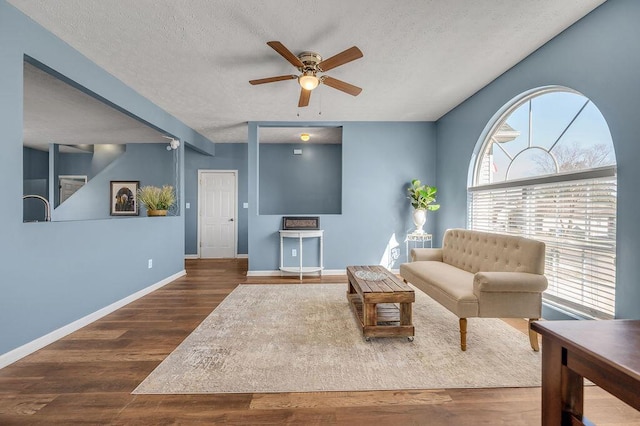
[133, 284, 541, 394]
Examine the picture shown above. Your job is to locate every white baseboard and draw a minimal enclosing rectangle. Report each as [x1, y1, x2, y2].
[246, 269, 346, 277]
[246, 268, 399, 277]
[0, 270, 186, 370]
[185, 254, 248, 260]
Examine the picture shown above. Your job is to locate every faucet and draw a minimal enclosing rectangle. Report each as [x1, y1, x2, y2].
[23, 195, 51, 222]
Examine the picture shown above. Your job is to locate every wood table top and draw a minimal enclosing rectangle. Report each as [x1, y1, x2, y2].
[531, 319, 640, 382]
[346, 265, 413, 294]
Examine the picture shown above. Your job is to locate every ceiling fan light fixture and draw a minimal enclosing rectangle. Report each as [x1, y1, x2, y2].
[298, 73, 319, 91]
[300, 133, 310, 142]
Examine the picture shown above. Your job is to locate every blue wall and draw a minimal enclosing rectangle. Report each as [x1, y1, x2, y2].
[248, 122, 437, 272]
[57, 151, 93, 178]
[184, 143, 249, 255]
[259, 143, 342, 215]
[435, 0, 640, 319]
[53, 144, 176, 221]
[0, 1, 214, 356]
[23, 147, 49, 181]
[56, 144, 126, 182]
[23, 147, 49, 221]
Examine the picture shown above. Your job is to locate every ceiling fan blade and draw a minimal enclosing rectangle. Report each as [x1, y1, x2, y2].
[321, 76, 362, 96]
[267, 41, 304, 69]
[317, 46, 363, 72]
[298, 88, 311, 107]
[249, 75, 297, 85]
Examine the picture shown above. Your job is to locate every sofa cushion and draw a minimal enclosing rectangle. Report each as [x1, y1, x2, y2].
[400, 261, 478, 318]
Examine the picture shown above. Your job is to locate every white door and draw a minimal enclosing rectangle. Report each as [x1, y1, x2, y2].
[199, 170, 237, 258]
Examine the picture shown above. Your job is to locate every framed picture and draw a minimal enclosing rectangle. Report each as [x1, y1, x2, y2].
[110, 181, 139, 216]
[282, 216, 320, 230]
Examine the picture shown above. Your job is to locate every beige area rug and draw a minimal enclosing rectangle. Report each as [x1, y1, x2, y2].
[133, 284, 541, 394]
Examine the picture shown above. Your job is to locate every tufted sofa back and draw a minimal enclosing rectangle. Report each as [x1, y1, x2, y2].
[441, 228, 546, 274]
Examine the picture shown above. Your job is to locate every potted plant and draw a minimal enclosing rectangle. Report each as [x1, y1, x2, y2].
[137, 185, 176, 216]
[407, 179, 440, 233]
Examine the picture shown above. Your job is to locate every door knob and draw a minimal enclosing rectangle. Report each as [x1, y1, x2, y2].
[229, 218, 234, 222]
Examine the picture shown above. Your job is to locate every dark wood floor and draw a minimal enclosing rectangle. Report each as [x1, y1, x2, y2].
[1, 259, 638, 425]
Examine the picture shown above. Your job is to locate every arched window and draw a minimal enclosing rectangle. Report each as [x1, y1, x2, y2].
[469, 87, 617, 319]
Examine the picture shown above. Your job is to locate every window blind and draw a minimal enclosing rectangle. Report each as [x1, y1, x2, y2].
[468, 169, 617, 319]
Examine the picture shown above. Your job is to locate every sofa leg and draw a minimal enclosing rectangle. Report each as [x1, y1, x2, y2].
[459, 318, 467, 351]
[528, 318, 540, 351]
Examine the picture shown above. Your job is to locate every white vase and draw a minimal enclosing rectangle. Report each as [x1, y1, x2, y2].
[412, 208, 427, 234]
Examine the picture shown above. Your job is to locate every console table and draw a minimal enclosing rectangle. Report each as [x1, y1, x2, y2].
[279, 229, 324, 280]
[531, 319, 640, 425]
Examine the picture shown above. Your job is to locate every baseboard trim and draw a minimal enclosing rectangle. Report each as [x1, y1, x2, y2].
[185, 254, 248, 260]
[247, 269, 346, 277]
[0, 270, 186, 370]
[246, 268, 399, 277]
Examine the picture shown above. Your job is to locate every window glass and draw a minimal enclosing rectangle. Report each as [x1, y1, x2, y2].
[478, 89, 615, 185]
[470, 88, 617, 319]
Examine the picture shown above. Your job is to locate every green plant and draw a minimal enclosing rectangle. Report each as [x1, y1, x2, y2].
[137, 185, 176, 211]
[407, 179, 440, 211]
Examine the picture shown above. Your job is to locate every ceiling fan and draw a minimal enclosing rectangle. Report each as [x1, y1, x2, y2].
[249, 41, 363, 107]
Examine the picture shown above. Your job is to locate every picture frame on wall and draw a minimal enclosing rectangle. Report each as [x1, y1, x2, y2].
[110, 181, 139, 216]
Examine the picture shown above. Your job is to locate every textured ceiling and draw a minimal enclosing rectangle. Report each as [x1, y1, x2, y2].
[10, 0, 606, 145]
[23, 62, 168, 149]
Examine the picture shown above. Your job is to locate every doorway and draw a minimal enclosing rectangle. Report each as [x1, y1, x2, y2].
[197, 170, 238, 258]
[59, 175, 87, 204]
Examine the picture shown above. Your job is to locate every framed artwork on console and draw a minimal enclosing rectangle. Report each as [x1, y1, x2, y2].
[282, 216, 320, 230]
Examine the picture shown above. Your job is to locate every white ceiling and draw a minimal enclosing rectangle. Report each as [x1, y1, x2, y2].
[10, 0, 606, 145]
[23, 62, 169, 149]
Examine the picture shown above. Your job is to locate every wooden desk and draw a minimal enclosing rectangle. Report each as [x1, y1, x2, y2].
[531, 319, 640, 425]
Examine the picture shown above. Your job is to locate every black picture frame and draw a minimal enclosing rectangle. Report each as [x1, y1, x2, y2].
[110, 181, 139, 216]
[282, 216, 320, 230]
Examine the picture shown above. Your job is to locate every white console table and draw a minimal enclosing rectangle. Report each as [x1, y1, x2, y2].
[279, 229, 324, 280]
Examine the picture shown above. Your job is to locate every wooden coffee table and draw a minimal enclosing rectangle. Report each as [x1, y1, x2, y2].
[346, 265, 415, 341]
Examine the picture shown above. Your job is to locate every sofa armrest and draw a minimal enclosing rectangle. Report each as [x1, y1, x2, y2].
[411, 248, 443, 262]
[473, 271, 548, 295]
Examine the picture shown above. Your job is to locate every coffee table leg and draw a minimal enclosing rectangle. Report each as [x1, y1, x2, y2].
[400, 302, 412, 326]
[401, 302, 415, 341]
[364, 302, 377, 327]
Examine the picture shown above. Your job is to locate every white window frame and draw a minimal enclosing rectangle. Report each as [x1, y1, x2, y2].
[468, 88, 617, 319]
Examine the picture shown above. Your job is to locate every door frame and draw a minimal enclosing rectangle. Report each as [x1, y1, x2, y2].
[197, 169, 238, 259]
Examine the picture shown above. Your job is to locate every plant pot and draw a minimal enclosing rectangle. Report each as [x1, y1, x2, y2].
[147, 209, 168, 217]
[412, 208, 426, 234]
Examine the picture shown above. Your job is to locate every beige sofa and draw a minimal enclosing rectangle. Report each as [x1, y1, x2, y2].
[400, 228, 548, 351]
